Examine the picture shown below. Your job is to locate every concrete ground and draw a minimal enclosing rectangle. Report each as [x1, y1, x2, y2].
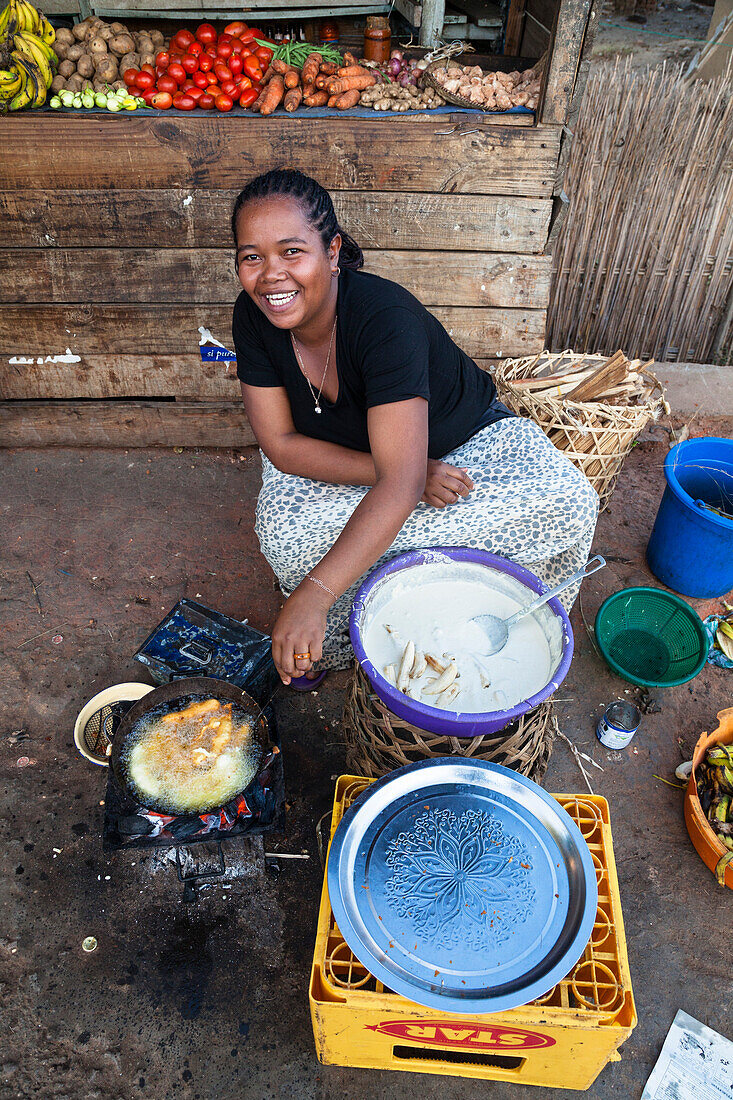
[1, 417, 732, 1100]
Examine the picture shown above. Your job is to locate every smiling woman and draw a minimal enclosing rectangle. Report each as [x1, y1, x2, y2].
[230, 170, 599, 687]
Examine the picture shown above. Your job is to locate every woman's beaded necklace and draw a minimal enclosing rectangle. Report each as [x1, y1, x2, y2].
[290, 315, 337, 415]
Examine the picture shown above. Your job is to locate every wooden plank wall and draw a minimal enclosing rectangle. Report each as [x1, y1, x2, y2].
[1, 110, 561, 447]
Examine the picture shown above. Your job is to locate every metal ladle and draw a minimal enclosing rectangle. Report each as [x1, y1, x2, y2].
[472, 555, 606, 655]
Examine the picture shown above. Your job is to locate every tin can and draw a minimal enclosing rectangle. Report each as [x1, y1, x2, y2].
[596, 701, 641, 750]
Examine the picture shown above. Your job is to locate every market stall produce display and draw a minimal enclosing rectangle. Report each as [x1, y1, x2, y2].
[430, 59, 542, 110]
[0, 0, 57, 110]
[50, 15, 163, 97]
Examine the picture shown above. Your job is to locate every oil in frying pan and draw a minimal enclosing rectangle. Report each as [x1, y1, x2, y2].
[122, 694, 262, 813]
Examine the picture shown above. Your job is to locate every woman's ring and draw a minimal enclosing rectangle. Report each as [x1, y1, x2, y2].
[293, 651, 311, 660]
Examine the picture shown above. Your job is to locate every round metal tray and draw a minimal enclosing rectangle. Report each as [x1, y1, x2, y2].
[327, 758, 597, 1014]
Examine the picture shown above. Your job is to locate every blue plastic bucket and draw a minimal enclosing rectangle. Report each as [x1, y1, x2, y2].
[647, 436, 733, 598]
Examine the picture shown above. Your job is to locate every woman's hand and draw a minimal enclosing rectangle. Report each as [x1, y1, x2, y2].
[271, 580, 332, 684]
[422, 460, 474, 508]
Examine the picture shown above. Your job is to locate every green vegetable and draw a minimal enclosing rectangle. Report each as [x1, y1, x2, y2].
[49, 95, 61, 109]
[255, 38, 342, 69]
[94, 92, 107, 107]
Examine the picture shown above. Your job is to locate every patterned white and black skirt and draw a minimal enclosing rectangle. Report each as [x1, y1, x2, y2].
[254, 417, 599, 669]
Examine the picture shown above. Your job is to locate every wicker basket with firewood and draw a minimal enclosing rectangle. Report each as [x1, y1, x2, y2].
[493, 349, 668, 510]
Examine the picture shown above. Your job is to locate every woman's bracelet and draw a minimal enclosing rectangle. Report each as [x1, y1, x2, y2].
[306, 574, 338, 602]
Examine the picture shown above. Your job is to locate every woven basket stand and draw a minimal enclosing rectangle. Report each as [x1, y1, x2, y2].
[342, 664, 557, 782]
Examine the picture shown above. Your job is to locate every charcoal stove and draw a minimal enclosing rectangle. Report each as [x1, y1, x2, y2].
[99, 601, 285, 900]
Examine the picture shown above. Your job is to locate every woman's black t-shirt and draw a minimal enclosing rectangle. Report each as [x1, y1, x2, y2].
[232, 268, 512, 460]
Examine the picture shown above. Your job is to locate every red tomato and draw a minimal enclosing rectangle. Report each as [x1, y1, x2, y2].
[122, 68, 139, 86]
[173, 92, 197, 110]
[224, 21, 247, 36]
[228, 54, 243, 75]
[215, 92, 234, 111]
[140, 88, 156, 105]
[181, 54, 199, 75]
[173, 29, 195, 50]
[187, 41, 202, 58]
[242, 55, 263, 81]
[239, 86, 259, 108]
[235, 74, 253, 91]
[246, 27, 264, 40]
[155, 50, 170, 68]
[205, 84, 220, 97]
[198, 54, 213, 73]
[204, 45, 217, 58]
[192, 70, 209, 88]
[217, 33, 233, 46]
[151, 91, 173, 109]
[216, 40, 233, 60]
[181, 79, 196, 91]
[155, 74, 178, 95]
[220, 79, 237, 96]
[133, 70, 155, 91]
[167, 61, 186, 84]
[186, 86, 203, 102]
[198, 92, 215, 109]
[195, 22, 217, 45]
[214, 62, 232, 83]
[141, 62, 155, 75]
[241, 46, 252, 57]
[229, 38, 243, 56]
[255, 46, 273, 65]
[239, 30, 256, 45]
[205, 72, 219, 87]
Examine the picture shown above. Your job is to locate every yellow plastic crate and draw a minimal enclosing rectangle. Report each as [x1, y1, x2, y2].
[310, 776, 637, 1090]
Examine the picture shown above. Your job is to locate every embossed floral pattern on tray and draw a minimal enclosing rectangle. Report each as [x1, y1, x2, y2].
[384, 807, 536, 948]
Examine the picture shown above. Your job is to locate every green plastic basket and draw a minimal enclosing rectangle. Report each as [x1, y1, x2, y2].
[595, 586, 708, 688]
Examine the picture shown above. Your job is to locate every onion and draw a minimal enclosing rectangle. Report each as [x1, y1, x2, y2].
[397, 70, 411, 86]
[390, 49, 404, 62]
[387, 57, 402, 76]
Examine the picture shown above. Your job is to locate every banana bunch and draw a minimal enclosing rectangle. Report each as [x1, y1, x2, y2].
[697, 743, 733, 850]
[0, 0, 57, 110]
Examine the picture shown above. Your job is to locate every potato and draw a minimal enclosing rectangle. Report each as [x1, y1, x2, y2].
[109, 22, 127, 35]
[88, 36, 108, 56]
[139, 52, 155, 67]
[51, 73, 67, 93]
[149, 29, 164, 47]
[65, 73, 85, 91]
[94, 56, 118, 82]
[136, 33, 153, 49]
[58, 58, 76, 78]
[109, 33, 135, 57]
[72, 18, 93, 40]
[99, 25, 114, 41]
[111, 79, 126, 92]
[66, 43, 84, 62]
[55, 26, 74, 44]
[80, 79, 94, 93]
[76, 54, 95, 78]
[119, 52, 140, 74]
[53, 39, 70, 60]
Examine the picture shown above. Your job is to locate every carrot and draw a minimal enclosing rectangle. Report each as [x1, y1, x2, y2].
[272, 58, 298, 77]
[283, 85, 303, 112]
[318, 61, 337, 75]
[260, 62, 275, 85]
[336, 64, 371, 79]
[303, 89, 328, 107]
[342, 51, 358, 67]
[335, 89, 360, 109]
[327, 74, 376, 94]
[301, 51, 321, 86]
[327, 94, 338, 107]
[259, 74, 285, 115]
[284, 70, 300, 89]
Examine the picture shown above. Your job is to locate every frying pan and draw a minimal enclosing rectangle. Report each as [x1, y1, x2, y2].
[110, 676, 273, 815]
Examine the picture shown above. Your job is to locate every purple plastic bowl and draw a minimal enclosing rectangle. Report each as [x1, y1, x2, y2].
[349, 547, 574, 738]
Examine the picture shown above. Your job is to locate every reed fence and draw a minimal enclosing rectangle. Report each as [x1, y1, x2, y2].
[547, 60, 733, 364]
